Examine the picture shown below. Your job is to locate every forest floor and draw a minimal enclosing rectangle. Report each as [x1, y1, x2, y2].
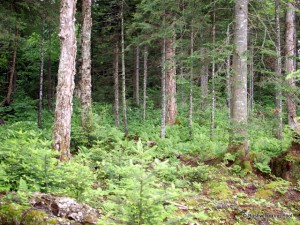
[173, 159, 300, 225]
[0, 148, 300, 225]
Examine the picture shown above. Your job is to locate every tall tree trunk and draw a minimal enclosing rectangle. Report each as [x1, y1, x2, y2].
[52, 0, 77, 161]
[142, 46, 148, 121]
[200, 47, 208, 108]
[121, 1, 128, 135]
[80, 0, 92, 131]
[38, 19, 45, 129]
[230, 0, 249, 155]
[210, 1, 216, 140]
[188, 26, 194, 137]
[1, 26, 18, 106]
[249, 36, 254, 115]
[47, 27, 53, 110]
[133, 45, 140, 106]
[285, 1, 299, 131]
[113, 41, 120, 127]
[226, 26, 231, 119]
[161, 38, 166, 138]
[165, 37, 177, 125]
[275, 0, 283, 139]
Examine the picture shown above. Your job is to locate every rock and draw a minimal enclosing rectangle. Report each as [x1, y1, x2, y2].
[30, 193, 100, 224]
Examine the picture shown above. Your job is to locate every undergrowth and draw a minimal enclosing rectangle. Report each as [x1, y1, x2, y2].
[0, 96, 298, 224]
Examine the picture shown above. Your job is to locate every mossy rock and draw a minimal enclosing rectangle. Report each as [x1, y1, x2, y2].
[0, 203, 29, 225]
[207, 181, 233, 199]
[23, 210, 49, 225]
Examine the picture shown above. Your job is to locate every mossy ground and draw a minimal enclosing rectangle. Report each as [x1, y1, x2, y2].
[0, 162, 300, 225]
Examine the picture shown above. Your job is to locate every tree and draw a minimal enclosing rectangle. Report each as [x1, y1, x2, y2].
[113, 40, 120, 127]
[165, 37, 177, 125]
[142, 46, 148, 121]
[230, 0, 249, 157]
[133, 45, 140, 106]
[275, 0, 282, 139]
[284, 1, 299, 131]
[52, 0, 77, 161]
[80, 0, 93, 131]
[38, 19, 45, 129]
[121, 0, 128, 135]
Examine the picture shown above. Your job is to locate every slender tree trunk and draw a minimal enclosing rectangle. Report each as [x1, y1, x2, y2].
[113, 41, 120, 127]
[142, 46, 148, 121]
[161, 38, 166, 138]
[80, 0, 92, 131]
[38, 19, 45, 129]
[133, 45, 140, 106]
[1, 26, 18, 106]
[47, 27, 53, 110]
[189, 26, 194, 137]
[226, 27, 231, 119]
[121, 1, 128, 135]
[285, 1, 299, 131]
[165, 37, 177, 125]
[52, 0, 77, 161]
[210, 1, 216, 140]
[230, 0, 249, 155]
[200, 47, 208, 108]
[249, 37, 254, 115]
[275, 0, 283, 139]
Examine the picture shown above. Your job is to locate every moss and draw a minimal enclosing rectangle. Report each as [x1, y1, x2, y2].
[0, 203, 29, 224]
[23, 210, 48, 225]
[208, 181, 233, 200]
[255, 189, 274, 198]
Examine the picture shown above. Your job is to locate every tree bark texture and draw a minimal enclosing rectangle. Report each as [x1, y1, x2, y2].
[165, 37, 177, 125]
[142, 46, 148, 121]
[161, 39, 166, 138]
[113, 41, 120, 127]
[285, 1, 299, 131]
[275, 0, 283, 139]
[210, 3, 216, 140]
[200, 47, 208, 108]
[189, 27, 194, 137]
[53, 0, 77, 161]
[226, 27, 231, 119]
[38, 20, 45, 129]
[80, 0, 92, 131]
[121, 2, 128, 135]
[133, 46, 140, 106]
[230, 0, 249, 154]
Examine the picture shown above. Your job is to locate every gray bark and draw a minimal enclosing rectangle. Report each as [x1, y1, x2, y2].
[38, 19, 45, 129]
[165, 37, 177, 125]
[210, 2, 216, 140]
[113, 41, 120, 127]
[80, 0, 92, 131]
[275, 0, 283, 139]
[142, 46, 148, 121]
[230, 0, 249, 154]
[285, 1, 299, 131]
[53, 0, 77, 161]
[161, 39, 166, 138]
[121, 1, 128, 135]
[189, 27, 194, 137]
[133, 46, 140, 106]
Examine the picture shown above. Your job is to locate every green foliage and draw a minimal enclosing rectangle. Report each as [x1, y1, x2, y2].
[0, 121, 95, 199]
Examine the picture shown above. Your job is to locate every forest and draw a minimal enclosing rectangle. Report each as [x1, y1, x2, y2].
[0, 0, 300, 224]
